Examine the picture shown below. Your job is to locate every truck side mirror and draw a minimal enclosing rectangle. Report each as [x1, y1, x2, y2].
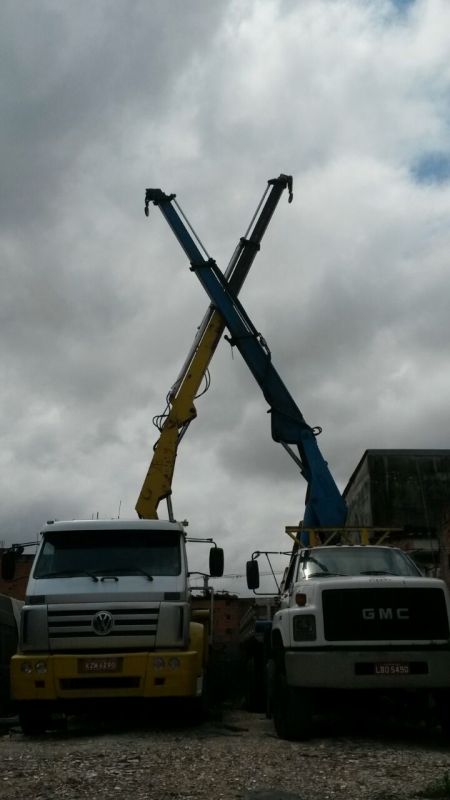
[1, 550, 16, 581]
[246, 560, 260, 590]
[209, 547, 224, 577]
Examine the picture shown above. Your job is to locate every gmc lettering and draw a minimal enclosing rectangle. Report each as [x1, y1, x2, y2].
[362, 608, 410, 620]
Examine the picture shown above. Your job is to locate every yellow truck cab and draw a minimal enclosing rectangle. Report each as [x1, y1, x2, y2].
[10, 518, 222, 734]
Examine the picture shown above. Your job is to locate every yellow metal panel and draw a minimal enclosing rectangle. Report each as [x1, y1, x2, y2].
[285, 525, 405, 547]
[143, 650, 200, 698]
[189, 621, 207, 669]
[11, 650, 203, 701]
[10, 655, 56, 701]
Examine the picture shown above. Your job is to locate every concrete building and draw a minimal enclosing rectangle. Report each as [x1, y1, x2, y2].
[344, 449, 450, 575]
[0, 550, 35, 601]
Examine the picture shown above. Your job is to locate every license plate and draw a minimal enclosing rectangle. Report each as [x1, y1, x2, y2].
[78, 657, 122, 673]
[374, 662, 410, 675]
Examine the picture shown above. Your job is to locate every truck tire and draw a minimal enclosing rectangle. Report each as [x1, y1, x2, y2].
[266, 657, 276, 718]
[272, 671, 312, 741]
[189, 691, 209, 723]
[184, 672, 210, 724]
[244, 656, 265, 712]
[436, 691, 450, 737]
[18, 705, 50, 736]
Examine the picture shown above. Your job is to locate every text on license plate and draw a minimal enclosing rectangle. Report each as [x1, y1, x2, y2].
[78, 657, 122, 673]
[374, 662, 410, 675]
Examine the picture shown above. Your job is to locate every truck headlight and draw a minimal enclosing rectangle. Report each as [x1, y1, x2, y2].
[168, 657, 180, 670]
[153, 657, 165, 670]
[293, 614, 316, 642]
[35, 661, 48, 674]
[20, 662, 33, 674]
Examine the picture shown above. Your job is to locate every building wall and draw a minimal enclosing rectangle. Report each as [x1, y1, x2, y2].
[192, 593, 252, 654]
[0, 551, 34, 601]
[344, 450, 450, 531]
[344, 451, 450, 579]
[191, 593, 253, 700]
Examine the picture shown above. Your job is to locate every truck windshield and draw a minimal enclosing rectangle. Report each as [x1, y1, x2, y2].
[300, 547, 421, 579]
[33, 530, 182, 579]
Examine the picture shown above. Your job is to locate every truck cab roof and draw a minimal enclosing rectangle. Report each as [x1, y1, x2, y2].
[41, 519, 186, 534]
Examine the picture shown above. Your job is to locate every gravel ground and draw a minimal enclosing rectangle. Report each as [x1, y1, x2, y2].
[1, 708, 450, 800]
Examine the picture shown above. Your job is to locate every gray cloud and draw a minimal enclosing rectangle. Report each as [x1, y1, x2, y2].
[1, 0, 450, 583]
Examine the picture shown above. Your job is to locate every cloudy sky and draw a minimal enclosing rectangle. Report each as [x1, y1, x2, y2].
[1, 0, 449, 591]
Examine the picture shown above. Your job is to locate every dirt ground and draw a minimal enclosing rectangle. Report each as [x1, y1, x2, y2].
[1, 706, 450, 800]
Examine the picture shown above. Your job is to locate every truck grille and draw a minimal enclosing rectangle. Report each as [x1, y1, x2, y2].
[48, 603, 159, 651]
[322, 587, 449, 642]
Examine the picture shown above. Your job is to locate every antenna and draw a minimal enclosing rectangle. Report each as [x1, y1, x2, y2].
[117, 500, 122, 519]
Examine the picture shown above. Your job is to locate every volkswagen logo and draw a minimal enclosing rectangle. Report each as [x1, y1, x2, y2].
[92, 610, 114, 636]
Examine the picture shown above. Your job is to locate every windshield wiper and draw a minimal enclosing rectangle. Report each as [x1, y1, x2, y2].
[37, 570, 99, 582]
[359, 570, 395, 576]
[308, 571, 344, 578]
[93, 567, 154, 581]
[38, 567, 155, 582]
[125, 567, 154, 581]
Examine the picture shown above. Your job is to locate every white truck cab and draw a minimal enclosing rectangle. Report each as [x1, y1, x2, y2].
[249, 544, 450, 739]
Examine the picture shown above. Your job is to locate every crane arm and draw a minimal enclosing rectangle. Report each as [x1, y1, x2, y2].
[188, 258, 347, 527]
[144, 183, 346, 528]
[136, 175, 293, 519]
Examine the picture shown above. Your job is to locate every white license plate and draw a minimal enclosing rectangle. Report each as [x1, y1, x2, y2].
[374, 662, 410, 675]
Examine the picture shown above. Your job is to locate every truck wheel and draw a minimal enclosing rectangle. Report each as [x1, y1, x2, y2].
[189, 692, 208, 723]
[244, 656, 264, 712]
[19, 706, 50, 736]
[186, 674, 210, 723]
[436, 691, 450, 737]
[266, 658, 276, 718]
[272, 672, 312, 741]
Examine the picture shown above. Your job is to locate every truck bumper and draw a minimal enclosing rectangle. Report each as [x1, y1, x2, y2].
[11, 650, 203, 702]
[285, 648, 450, 690]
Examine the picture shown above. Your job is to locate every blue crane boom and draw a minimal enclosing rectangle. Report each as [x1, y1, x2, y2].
[138, 175, 293, 519]
[144, 182, 346, 528]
